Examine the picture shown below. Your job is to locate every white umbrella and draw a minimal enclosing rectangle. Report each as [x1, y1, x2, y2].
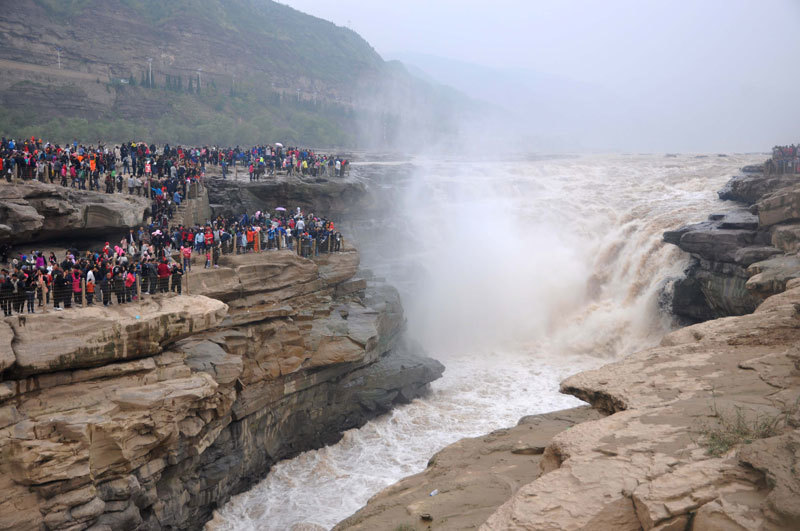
[274, 142, 283, 148]
[275, 207, 286, 211]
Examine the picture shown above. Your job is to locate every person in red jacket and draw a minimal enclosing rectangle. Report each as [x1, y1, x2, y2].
[157, 260, 171, 293]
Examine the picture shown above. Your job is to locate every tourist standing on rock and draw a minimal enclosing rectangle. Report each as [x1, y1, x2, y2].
[35, 268, 49, 307]
[23, 273, 36, 313]
[85, 269, 95, 305]
[181, 244, 192, 272]
[100, 273, 111, 307]
[113, 271, 126, 304]
[171, 263, 183, 294]
[157, 260, 171, 293]
[124, 268, 136, 302]
[72, 268, 82, 306]
[51, 266, 62, 310]
[10, 273, 23, 314]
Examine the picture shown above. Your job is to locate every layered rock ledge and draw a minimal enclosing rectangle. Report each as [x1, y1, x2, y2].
[0, 182, 150, 245]
[665, 164, 800, 322]
[0, 249, 443, 530]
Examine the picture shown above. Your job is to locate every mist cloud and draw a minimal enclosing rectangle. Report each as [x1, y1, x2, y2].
[281, 0, 800, 152]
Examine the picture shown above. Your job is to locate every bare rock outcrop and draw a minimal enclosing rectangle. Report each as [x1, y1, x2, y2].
[666, 165, 800, 322]
[205, 175, 370, 222]
[0, 249, 443, 530]
[482, 282, 800, 531]
[0, 182, 150, 245]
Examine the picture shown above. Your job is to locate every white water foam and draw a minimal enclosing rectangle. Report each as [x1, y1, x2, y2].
[214, 153, 763, 530]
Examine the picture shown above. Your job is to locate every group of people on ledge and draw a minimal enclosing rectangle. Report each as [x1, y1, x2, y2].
[767, 145, 800, 174]
[0, 205, 343, 316]
[0, 137, 351, 188]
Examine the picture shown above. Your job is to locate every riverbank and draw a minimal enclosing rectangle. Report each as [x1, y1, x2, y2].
[335, 159, 800, 530]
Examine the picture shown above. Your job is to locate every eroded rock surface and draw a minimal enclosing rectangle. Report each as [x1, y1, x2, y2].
[0, 182, 149, 245]
[0, 249, 443, 530]
[482, 282, 800, 531]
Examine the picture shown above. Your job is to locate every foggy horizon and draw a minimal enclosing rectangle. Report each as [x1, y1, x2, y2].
[282, 0, 800, 153]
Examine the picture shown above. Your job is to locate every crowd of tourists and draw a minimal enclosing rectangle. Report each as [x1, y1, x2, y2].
[239, 145, 350, 180]
[0, 137, 351, 187]
[0, 205, 343, 316]
[0, 136, 348, 317]
[767, 145, 800, 174]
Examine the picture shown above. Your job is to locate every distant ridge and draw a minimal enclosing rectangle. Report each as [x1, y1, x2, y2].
[0, 0, 478, 148]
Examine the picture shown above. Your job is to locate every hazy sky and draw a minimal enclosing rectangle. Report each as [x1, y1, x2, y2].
[280, 0, 800, 151]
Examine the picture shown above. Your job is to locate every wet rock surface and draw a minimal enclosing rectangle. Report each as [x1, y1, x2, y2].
[665, 164, 800, 322]
[0, 250, 443, 530]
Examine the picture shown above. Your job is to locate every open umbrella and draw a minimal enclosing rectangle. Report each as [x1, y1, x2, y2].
[274, 142, 284, 148]
[275, 207, 286, 211]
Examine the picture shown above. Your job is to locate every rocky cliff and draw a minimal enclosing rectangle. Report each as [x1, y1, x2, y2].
[665, 165, 800, 322]
[0, 176, 443, 530]
[205, 174, 369, 222]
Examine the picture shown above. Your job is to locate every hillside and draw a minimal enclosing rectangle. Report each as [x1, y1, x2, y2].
[0, 0, 475, 148]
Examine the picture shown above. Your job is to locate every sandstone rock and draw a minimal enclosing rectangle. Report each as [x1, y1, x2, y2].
[93, 501, 142, 530]
[745, 254, 800, 298]
[205, 177, 369, 222]
[770, 222, 800, 253]
[732, 246, 782, 266]
[718, 173, 798, 205]
[7, 295, 227, 377]
[178, 339, 243, 386]
[96, 475, 140, 502]
[70, 496, 106, 521]
[677, 228, 757, 263]
[712, 209, 759, 230]
[738, 430, 800, 527]
[756, 183, 800, 227]
[0, 182, 149, 245]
